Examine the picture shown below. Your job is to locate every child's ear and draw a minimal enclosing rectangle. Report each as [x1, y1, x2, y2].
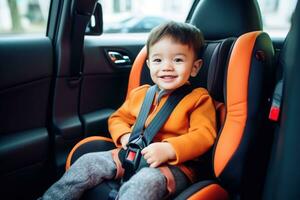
[146, 59, 150, 68]
[190, 59, 203, 77]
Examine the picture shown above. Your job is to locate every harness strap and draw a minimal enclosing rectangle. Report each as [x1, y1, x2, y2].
[129, 85, 157, 142]
[143, 85, 192, 145]
[121, 84, 193, 182]
[129, 84, 192, 145]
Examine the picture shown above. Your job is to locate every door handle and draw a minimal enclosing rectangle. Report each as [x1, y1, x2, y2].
[107, 51, 132, 65]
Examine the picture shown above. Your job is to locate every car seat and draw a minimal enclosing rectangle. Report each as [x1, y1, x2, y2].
[65, 0, 275, 199]
[174, 31, 275, 200]
[65, 32, 275, 200]
[65, 38, 235, 200]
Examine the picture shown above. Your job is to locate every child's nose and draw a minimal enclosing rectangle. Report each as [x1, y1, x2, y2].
[162, 61, 174, 71]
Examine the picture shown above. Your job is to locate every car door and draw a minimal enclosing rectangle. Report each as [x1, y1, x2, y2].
[0, 1, 112, 199]
[0, 0, 54, 199]
[78, 35, 145, 138]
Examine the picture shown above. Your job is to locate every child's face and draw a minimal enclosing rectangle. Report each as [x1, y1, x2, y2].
[147, 37, 202, 90]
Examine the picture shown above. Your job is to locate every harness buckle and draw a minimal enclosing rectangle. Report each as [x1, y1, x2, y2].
[124, 146, 141, 166]
[121, 136, 147, 182]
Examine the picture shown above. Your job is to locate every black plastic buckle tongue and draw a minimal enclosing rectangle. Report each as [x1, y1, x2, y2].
[125, 146, 141, 166]
[122, 146, 142, 182]
[122, 136, 147, 182]
[123, 136, 146, 169]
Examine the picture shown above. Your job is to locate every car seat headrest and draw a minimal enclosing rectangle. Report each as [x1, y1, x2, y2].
[189, 38, 235, 103]
[206, 38, 235, 102]
[189, 0, 262, 40]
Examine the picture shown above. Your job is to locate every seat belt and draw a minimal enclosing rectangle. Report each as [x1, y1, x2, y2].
[269, 79, 283, 122]
[120, 84, 193, 181]
[128, 85, 157, 142]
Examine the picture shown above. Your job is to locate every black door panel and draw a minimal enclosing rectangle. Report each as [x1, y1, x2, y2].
[81, 108, 115, 137]
[0, 128, 48, 174]
[80, 73, 129, 112]
[0, 36, 53, 151]
[0, 78, 52, 133]
[79, 36, 145, 137]
[0, 37, 53, 199]
[83, 36, 145, 74]
[0, 37, 53, 90]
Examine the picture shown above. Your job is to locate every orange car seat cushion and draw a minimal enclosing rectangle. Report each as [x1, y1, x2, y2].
[126, 46, 147, 98]
[187, 183, 229, 200]
[65, 136, 113, 170]
[214, 31, 261, 176]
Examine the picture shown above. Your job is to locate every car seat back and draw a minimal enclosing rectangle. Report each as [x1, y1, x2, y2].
[174, 31, 275, 200]
[214, 31, 274, 193]
[189, 0, 262, 40]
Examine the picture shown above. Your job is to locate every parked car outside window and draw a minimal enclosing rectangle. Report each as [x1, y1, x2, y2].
[103, 16, 168, 33]
[100, 0, 194, 35]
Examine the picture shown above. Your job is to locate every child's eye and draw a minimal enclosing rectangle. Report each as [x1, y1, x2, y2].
[152, 58, 162, 63]
[174, 58, 184, 63]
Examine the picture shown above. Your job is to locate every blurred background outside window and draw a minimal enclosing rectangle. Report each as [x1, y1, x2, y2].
[257, 0, 297, 37]
[0, 0, 50, 36]
[0, 0, 298, 37]
[99, 0, 194, 34]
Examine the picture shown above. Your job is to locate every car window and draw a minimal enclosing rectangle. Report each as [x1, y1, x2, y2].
[0, 0, 51, 36]
[99, 0, 195, 34]
[257, 0, 297, 37]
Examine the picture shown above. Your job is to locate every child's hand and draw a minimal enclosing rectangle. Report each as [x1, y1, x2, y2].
[141, 142, 176, 168]
[120, 133, 130, 149]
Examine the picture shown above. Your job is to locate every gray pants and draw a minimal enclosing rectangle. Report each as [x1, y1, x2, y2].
[40, 151, 167, 200]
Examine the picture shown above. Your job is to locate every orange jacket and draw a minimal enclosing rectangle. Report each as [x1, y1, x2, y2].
[108, 85, 216, 165]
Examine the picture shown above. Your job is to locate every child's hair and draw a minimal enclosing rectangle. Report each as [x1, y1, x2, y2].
[146, 21, 205, 59]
